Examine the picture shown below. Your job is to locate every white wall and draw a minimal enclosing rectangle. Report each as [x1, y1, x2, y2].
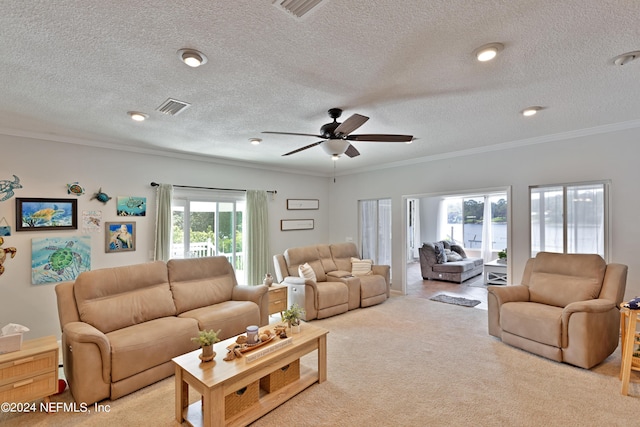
[3, 126, 639, 340]
[0, 135, 331, 339]
[328, 127, 640, 299]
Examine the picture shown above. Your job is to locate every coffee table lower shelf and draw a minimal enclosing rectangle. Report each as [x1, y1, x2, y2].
[183, 369, 318, 427]
[173, 323, 328, 427]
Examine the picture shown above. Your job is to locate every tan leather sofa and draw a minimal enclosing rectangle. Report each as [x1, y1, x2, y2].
[487, 252, 627, 369]
[55, 256, 268, 405]
[273, 242, 390, 320]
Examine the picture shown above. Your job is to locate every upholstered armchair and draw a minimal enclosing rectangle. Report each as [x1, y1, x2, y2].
[487, 252, 627, 369]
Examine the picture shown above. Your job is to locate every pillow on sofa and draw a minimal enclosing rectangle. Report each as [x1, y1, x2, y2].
[433, 242, 447, 264]
[350, 257, 373, 276]
[445, 249, 463, 262]
[298, 262, 317, 282]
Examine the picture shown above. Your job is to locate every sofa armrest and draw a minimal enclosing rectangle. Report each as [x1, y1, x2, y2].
[63, 321, 111, 382]
[233, 284, 269, 326]
[487, 285, 530, 337]
[560, 298, 617, 348]
[372, 264, 390, 289]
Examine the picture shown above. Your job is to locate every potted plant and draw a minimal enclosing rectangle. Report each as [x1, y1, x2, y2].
[192, 329, 221, 362]
[497, 248, 507, 263]
[282, 303, 305, 333]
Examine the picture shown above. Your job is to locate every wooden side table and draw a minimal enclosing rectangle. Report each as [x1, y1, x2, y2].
[268, 284, 288, 318]
[620, 305, 640, 396]
[0, 336, 59, 404]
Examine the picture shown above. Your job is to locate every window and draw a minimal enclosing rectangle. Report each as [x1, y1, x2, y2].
[359, 198, 391, 267]
[530, 182, 608, 258]
[440, 193, 507, 253]
[172, 190, 245, 278]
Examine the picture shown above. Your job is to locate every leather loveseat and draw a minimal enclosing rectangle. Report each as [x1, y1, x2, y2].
[487, 252, 627, 369]
[419, 241, 483, 283]
[273, 242, 390, 320]
[55, 256, 268, 405]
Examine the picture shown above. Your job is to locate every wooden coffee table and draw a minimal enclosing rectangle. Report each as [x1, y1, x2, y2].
[173, 322, 328, 427]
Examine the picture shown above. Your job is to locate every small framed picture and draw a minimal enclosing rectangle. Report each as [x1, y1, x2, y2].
[105, 221, 136, 252]
[15, 198, 78, 231]
[287, 199, 319, 210]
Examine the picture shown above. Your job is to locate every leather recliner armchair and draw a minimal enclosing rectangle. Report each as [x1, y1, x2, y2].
[487, 252, 627, 369]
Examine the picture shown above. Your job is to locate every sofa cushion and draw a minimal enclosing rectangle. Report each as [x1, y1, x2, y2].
[351, 257, 373, 276]
[433, 242, 447, 264]
[330, 242, 361, 272]
[445, 249, 463, 262]
[179, 300, 260, 340]
[284, 245, 327, 282]
[432, 260, 476, 273]
[107, 316, 199, 382]
[167, 257, 237, 314]
[500, 302, 563, 347]
[528, 252, 606, 308]
[358, 275, 387, 299]
[74, 261, 176, 334]
[299, 262, 317, 282]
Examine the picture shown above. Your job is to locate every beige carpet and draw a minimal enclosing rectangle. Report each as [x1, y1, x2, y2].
[2, 295, 639, 426]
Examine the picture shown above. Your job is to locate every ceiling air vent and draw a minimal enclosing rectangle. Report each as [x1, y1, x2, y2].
[272, 0, 326, 18]
[156, 98, 191, 116]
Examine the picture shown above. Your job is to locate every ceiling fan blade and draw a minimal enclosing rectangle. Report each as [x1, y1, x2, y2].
[347, 134, 414, 142]
[282, 140, 325, 156]
[334, 114, 369, 136]
[262, 131, 323, 138]
[344, 144, 360, 158]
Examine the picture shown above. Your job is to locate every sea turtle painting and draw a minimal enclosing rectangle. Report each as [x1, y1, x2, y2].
[43, 241, 83, 275]
[32, 236, 90, 284]
[28, 206, 65, 225]
[67, 182, 85, 196]
[0, 175, 22, 202]
[91, 188, 112, 204]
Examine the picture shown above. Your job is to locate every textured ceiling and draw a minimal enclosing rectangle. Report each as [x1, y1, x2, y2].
[1, 1, 640, 176]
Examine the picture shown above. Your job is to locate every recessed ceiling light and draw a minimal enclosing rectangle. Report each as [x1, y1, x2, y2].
[249, 138, 262, 145]
[474, 43, 504, 62]
[127, 111, 148, 121]
[521, 106, 543, 117]
[177, 48, 208, 67]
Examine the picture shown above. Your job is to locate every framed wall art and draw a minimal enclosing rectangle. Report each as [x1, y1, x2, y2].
[280, 219, 314, 231]
[287, 199, 319, 210]
[16, 198, 78, 231]
[105, 221, 136, 252]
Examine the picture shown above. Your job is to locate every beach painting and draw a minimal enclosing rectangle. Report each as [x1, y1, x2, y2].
[31, 236, 91, 284]
[117, 196, 146, 216]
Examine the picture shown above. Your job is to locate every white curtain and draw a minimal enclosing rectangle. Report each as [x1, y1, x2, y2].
[246, 190, 270, 285]
[481, 196, 493, 262]
[154, 183, 173, 261]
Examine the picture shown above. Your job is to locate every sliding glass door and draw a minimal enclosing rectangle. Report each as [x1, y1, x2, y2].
[359, 198, 391, 267]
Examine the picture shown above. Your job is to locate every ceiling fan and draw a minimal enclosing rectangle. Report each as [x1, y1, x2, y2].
[262, 108, 413, 159]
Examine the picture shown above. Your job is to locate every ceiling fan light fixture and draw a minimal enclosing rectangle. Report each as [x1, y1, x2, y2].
[177, 48, 208, 67]
[127, 111, 148, 122]
[474, 43, 504, 62]
[331, 154, 340, 161]
[521, 106, 543, 117]
[321, 139, 350, 157]
[249, 138, 262, 145]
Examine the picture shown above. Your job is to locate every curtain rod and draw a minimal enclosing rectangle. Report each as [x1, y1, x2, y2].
[150, 182, 276, 194]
